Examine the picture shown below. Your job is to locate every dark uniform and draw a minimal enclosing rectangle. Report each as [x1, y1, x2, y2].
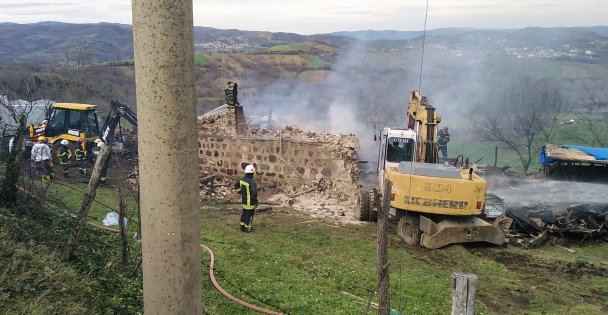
[74, 143, 87, 176]
[59, 143, 70, 177]
[234, 173, 258, 232]
[437, 127, 451, 158]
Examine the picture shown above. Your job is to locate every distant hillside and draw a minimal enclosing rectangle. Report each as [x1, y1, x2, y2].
[1, 22, 606, 65]
[0, 22, 350, 64]
[0, 22, 133, 64]
[590, 26, 608, 37]
[328, 28, 482, 40]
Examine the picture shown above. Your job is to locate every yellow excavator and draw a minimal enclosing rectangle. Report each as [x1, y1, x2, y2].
[358, 89, 505, 249]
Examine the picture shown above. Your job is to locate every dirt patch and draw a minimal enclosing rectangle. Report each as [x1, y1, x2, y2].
[482, 251, 608, 279]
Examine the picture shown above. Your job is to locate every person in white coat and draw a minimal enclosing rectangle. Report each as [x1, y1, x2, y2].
[31, 136, 53, 180]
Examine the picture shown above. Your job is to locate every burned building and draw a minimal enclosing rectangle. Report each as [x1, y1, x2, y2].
[197, 102, 361, 218]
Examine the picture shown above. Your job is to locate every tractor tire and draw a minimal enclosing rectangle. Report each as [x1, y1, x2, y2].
[356, 190, 372, 221]
[397, 213, 421, 246]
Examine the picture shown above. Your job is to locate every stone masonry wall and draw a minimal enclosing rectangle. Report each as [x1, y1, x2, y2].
[197, 133, 360, 208]
[197, 103, 361, 213]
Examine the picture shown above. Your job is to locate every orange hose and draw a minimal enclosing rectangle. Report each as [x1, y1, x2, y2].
[201, 244, 286, 315]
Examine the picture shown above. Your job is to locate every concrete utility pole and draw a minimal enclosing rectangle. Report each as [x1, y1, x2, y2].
[132, 1, 202, 314]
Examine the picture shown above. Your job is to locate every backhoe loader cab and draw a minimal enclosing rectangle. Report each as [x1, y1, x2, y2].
[28, 103, 100, 157]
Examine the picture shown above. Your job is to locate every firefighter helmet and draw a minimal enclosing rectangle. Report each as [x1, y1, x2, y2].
[244, 165, 255, 174]
[38, 136, 45, 142]
[60, 139, 69, 146]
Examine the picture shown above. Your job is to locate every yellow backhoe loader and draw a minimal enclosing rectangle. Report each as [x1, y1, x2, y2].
[28, 103, 101, 159]
[358, 89, 505, 249]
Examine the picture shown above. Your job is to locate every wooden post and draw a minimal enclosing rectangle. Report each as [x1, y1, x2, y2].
[376, 180, 392, 315]
[451, 273, 478, 315]
[62, 145, 111, 260]
[118, 184, 129, 265]
[494, 146, 498, 167]
[0, 128, 6, 159]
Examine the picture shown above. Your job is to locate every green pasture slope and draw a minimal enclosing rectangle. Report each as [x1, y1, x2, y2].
[2, 178, 607, 315]
[267, 43, 312, 53]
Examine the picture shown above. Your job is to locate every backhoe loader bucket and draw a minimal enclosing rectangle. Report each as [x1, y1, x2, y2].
[419, 215, 505, 249]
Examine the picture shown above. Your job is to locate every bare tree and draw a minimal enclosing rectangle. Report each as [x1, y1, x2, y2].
[474, 78, 565, 173]
[573, 87, 608, 147]
[58, 39, 95, 101]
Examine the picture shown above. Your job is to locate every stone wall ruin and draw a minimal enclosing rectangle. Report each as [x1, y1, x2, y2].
[198, 105, 361, 218]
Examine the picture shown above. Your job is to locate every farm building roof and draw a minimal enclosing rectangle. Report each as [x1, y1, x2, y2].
[540, 144, 608, 165]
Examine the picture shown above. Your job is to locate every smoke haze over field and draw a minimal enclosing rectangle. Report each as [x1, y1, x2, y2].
[488, 178, 608, 207]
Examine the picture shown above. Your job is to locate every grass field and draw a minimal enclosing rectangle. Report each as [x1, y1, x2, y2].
[300, 54, 332, 69]
[268, 43, 312, 53]
[2, 173, 607, 314]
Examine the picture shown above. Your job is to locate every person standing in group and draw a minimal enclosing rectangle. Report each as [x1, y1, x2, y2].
[31, 136, 52, 180]
[58, 139, 71, 178]
[234, 164, 258, 233]
[74, 137, 88, 176]
[437, 126, 451, 158]
[92, 139, 109, 185]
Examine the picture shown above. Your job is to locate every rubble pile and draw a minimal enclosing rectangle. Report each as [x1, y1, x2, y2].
[197, 102, 362, 219]
[483, 168, 608, 248]
[495, 203, 608, 248]
[199, 172, 360, 222]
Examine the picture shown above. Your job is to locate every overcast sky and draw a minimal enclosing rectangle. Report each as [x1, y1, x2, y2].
[0, 0, 606, 34]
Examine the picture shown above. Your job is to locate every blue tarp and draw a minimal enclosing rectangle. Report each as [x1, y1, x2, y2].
[540, 145, 608, 165]
[562, 145, 608, 161]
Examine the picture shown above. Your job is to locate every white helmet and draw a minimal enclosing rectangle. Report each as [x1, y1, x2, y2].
[97, 142, 106, 149]
[244, 165, 255, 174]
[60, 139, 69, 146]
[94, 138, 102, 144]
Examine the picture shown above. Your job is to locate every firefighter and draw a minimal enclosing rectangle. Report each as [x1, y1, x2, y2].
[74, 137, 87, 176]
[437, 126, 451, 158]
[234, 164, 258, 232]
[92, 140, 109, 185]
[58, 139, 71, 178]
[31, 136, 52, 180]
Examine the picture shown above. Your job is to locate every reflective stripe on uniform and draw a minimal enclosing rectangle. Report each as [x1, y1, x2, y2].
[240, 180, 251, 207]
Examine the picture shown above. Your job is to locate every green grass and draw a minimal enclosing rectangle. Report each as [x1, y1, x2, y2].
[194, 53, 210, 66]
[3, 167, 608, 314]
[0, 204, 143, 314]
[267, 44, 311, 53]
[300, 54, 331, 69]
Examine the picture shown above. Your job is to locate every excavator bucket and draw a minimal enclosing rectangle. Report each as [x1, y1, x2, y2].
[419, 215, 505, 249]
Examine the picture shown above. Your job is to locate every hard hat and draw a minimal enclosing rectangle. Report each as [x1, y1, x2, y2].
[38, 136, 45, 142]
[97, 142, 105, 148]
[60, 139, 69, 146]
[244, 165, 255, 174]
[94, 138, 102, 144]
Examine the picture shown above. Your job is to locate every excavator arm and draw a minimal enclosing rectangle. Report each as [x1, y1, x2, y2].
[100, 100, 138, 145]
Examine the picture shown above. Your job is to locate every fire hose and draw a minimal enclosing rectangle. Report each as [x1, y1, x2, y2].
[201, 244, 286, 315]
[83, 222, 285, 314]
